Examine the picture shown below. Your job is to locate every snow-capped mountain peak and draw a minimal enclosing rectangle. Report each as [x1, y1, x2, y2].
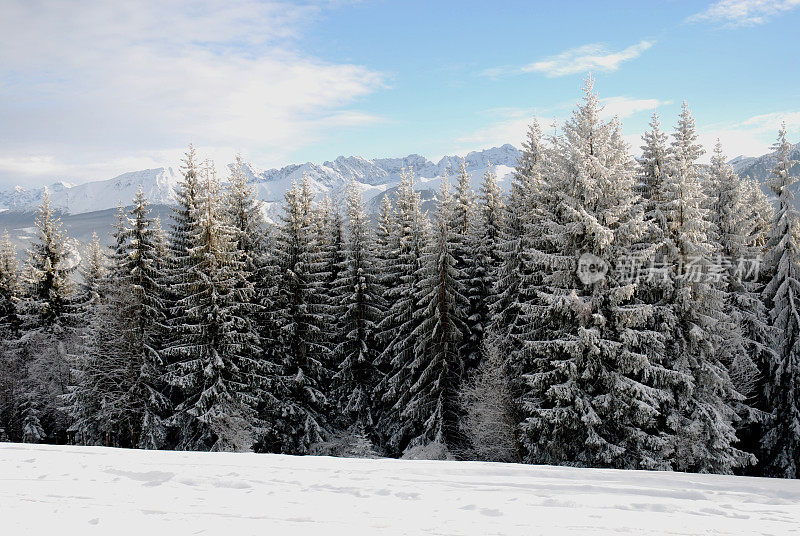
[0, 146, 523, 217]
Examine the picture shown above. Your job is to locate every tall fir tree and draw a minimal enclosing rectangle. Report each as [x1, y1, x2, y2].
[375, 169, 429, 453]
[19, 191, 77, 444]
[314, 196, 347, 397]
[703, 141, 763, 400]
[266, 177, 330, 454]
[223, 154, 278, 447]
[0, 231, 21, 441]
[466, 165, 504, 374]
[117, 190, 172, 448]
[760, 125, 800, 478]
[65, 228, 131, 446]
[490, 119, 552, 384]
[162, 144, 204, 373]
[164, 161, 264, 451]
[402, 176, 468, 452]
[448, 161, 481, 371]
[520, 79, 675, 469]
[660, 103, 750, 473]
[332, 182, 383, 438]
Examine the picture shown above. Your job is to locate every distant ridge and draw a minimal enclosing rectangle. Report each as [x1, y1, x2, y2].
[0, 144, 522, 218]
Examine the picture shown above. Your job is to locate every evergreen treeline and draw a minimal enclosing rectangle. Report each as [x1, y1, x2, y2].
[1, 79, 799, 477]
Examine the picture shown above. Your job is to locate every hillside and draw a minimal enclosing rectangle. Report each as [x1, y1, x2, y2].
[1, 443, 798, 535]
[730, 141, 800, 194]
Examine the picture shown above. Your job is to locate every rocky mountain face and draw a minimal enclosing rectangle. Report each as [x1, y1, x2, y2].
[0, 145, 522, 219]
[730, 141, 800, 198]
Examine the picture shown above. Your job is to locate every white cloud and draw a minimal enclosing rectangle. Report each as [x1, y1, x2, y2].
[449, 106, 557, 154]
[687, 0, 800, 27]
[455, 96, 668, 152]
[522, 41, 654, 78]
[599, 97, 671, 120]
[0, 0, 386, 186]
[698, 110, 800, 159]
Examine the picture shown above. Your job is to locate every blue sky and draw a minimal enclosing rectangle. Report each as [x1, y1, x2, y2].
[0, 0, 798, 186]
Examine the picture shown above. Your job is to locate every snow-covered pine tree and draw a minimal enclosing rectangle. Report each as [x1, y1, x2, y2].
[637, 113, 671, 266]
[703, 141, 764, 400]
[373, 194, 397, 332]
[19, 191, 78, 444]
[222, 154, 278, 447]
[375, 195, 396, 273]
[265, 177, 330, 454]
[737, 178, 776, 430]
[635, 112, 681, 360]
[489, 119, 552, 383]
[314, 195, 347, 399]
[0, 231, 21, 441]
[331, 182, 382, 441]
[638, 113, 670, 218]
[0, 231, 19, 332]
[375, 168, 429, 454]
[520, 79, 674, 470]
[162, 144, 204, 370]
[660, 103, 750, 473]
[449, 160, 481, 371]
[402, 175, 469, 453]
[760, 125, 800, 478]
[115, 190, 172, 448]
[65, 227, 130, 446]
[224, 154, 266, 279]
[466, 165, 504, 372]
[164, 161, 263, 452]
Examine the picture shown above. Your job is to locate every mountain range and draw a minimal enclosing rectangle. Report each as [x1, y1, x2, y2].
[730, 141, 800, 187]
[0, 144, 522, 219]
[0, 140, 797, 265]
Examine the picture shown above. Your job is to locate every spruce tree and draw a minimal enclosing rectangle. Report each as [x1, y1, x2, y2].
[375, 169, 429, 453]
[65, 231, 131, 446]
[760, 125, 800, 478]
[521, 79, 675, 470]
[0, 232, 21, 441]
[449, 161, 481, 371]
[266, 178, 330, 454]
[466, 165, 504, 371]
[314, 195, 347, 395]
[164, 161, 264, 451]
[117, 190, 171, 448]
[403, 176, 468, 451]
[660, 103, 750, 473]
[223, 154, 278, 447]
[19, 191, 77, 444]
[703, 141, 762, 399]
[162, 144, 204, 371]
[490, 119, 551, 383]
[332, 182, 382, 439]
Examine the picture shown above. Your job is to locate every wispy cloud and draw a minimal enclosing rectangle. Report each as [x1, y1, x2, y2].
[600, 97, 671, 120]
[0, 0, 386, 185]
[697, 110, 800, 159]
[453, 95, 668, 152]
[482, 41, 654, 78]
[687, 0, 800, 28]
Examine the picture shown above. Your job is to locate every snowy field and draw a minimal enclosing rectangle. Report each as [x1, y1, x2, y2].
[1, 444, 799, 535]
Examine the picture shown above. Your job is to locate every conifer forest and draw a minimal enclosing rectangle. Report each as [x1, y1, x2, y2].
[2, 79, 800, 480]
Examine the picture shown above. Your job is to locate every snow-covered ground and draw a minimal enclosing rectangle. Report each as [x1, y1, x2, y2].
[1, 444, 799, 535]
